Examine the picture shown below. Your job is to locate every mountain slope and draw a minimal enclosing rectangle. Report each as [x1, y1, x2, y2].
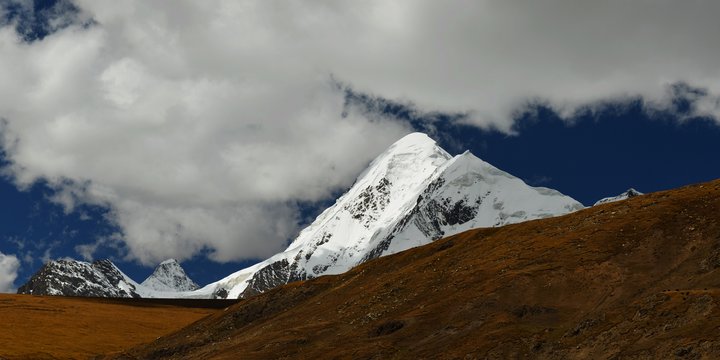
[201, 133, 583, 299]
[115, 179, 720, 359]
[0, 294, 222, 360]
[141, 259, 199, 292]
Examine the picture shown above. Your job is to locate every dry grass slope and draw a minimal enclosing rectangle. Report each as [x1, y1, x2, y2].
[0, 295, 222, 359]
[113, 179, 720, 359]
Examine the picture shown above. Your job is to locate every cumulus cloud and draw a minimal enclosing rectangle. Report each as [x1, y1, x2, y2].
[0, 0, 718, 265]
[337, 0, 720, 128]
[0, 252, 20, 292]
[0, 0, 412, 265]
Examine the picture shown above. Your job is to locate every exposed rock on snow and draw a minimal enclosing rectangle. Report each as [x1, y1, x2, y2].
[594, 188, 643, 206]
[17, 259, 142, 298]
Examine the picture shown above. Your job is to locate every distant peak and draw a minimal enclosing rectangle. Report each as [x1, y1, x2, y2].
[624, 188, 642, 196]
[160, 258, 179, 266]
[92, 259, 114, 265]
[142, 258, 199, 292]
[594, 188, 644, 206]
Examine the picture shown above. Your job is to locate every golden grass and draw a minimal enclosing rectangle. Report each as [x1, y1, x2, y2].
[0, 294, 217, 359]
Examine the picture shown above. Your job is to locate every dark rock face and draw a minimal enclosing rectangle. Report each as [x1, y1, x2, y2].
[241, 259, 291, 298]
[212, 287, 229, 299]
[17, 259, 140, 298]
[363, 183, 485, 262]
[93, 259, 130, 288]
[239, 259, 308, 299]
[346, 177, 392, 227]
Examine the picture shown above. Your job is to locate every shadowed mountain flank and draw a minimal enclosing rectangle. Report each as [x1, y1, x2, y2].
[112, 179, 720, 359]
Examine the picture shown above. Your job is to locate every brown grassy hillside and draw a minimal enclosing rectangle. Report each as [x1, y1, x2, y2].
[0, 295, 227, 359]
[112, 179, 720, 359]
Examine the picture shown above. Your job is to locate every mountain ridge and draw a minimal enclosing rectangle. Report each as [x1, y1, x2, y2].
[18, 132, 584, 299]
[115, 178, 720, 359]
[200, 132, 584, 299]
[17, 258, 198, 297]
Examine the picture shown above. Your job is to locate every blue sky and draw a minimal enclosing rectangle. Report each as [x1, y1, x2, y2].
[1, 1, 719, 291]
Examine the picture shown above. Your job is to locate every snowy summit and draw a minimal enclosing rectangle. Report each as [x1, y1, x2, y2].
[199, 132, 584, 299]
[141, 259, 199, 292]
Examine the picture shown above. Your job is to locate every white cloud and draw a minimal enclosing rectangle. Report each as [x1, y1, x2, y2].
[0, 252, 20, 293]
[0, 0, 718, 265]
[332, 0, 720, 128]
[0, 0, 412, 265]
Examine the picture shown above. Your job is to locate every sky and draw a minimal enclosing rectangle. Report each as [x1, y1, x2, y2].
[1, 0, 719, 292]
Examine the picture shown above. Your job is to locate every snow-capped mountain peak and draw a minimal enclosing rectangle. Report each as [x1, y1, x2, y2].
[286, 132, 451, 252]
[594, 188, 643, 206]
[141, 259, 199, 292]
[199, 132, 584, 299]
[362, 150, 585, 258]
[18, 132, 585, 300]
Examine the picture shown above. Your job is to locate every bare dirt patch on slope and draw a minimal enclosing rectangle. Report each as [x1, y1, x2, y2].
[0, 295, 231, 359]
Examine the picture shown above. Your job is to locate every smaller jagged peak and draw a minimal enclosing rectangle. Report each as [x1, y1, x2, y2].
[624, 188, 643, 197]
[142, 259, 199, 292]
[45, 258, 75, 266]
[91, 258, 116, 267]
[594, 188, 644, 206]
[160, 258, 179, 266]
